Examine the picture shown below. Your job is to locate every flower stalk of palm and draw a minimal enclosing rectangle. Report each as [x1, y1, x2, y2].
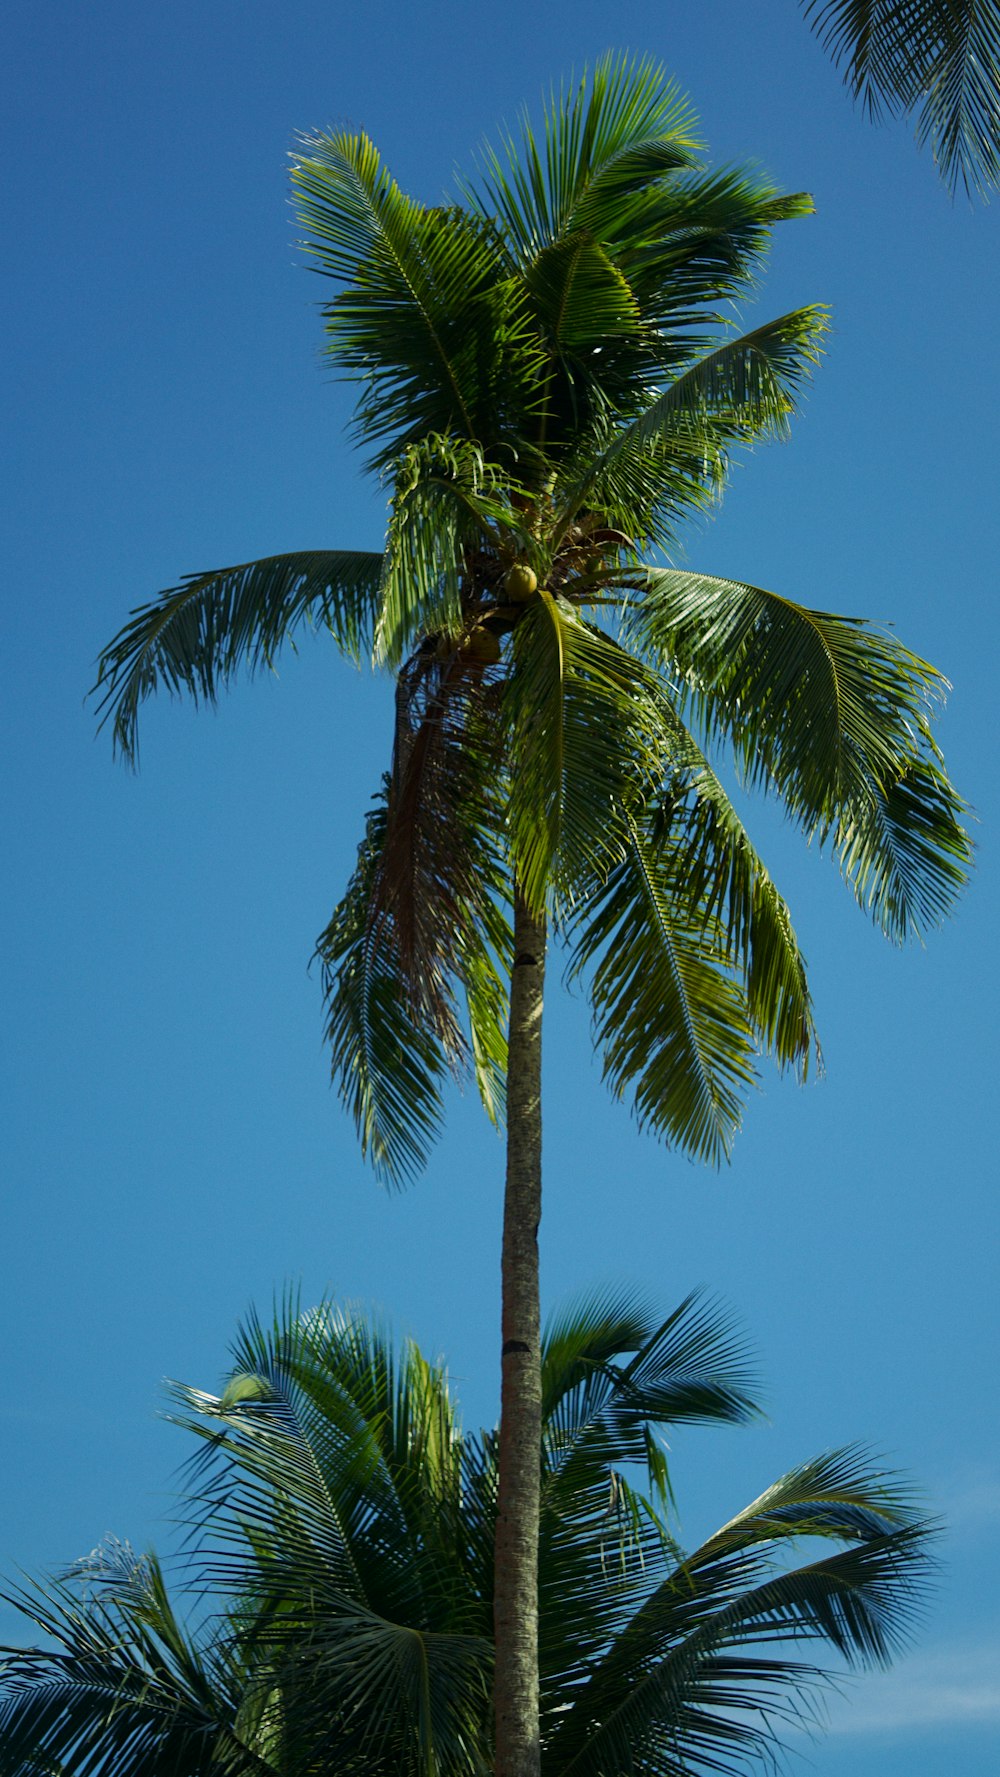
[0, 1290, 937, 1777]
[90, 55, 970, 1777]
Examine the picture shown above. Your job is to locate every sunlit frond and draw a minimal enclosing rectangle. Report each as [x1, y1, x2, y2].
[636, 569, 972, 938]
[293, 132, 545, 464]
[504, 597, 671, 912]
[467, 54, 702, 259]
[556, 308, 827, 547]
[636, 729, 818, 1070]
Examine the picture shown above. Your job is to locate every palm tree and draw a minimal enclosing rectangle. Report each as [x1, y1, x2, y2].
[0, 1290, 935, 1777]
[801, 0, 1000, 196]
[90, 56, 970, 1777]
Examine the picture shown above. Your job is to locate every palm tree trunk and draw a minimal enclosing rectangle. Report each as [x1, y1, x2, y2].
[493, 884, 546, 1777]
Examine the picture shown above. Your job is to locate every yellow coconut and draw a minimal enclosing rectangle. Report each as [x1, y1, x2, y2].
[504, 563, 538, 601]
[464, 626, 502, 664]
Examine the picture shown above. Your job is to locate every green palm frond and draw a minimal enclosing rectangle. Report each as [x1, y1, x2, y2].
[0, 1546, 262, 1777]
[659, 746, 818, 1071]
[316, 788, 450, 1186]
[542, 1289, 761, 1461]
[545, 1447, 932, 1777]
[802, 0, 1000, 196]
[557, 308, 827, 545]
[567, 806, 760, 1165]
[523, 235, 643, 361]
[92, 552, 384, 765]
[504, 597, 671, 912]
[612, 306, 827, 455]
[202, 1299, 468, 1595]
[467, 54, 702, 260]
[166, 1303, 491, 1777]
[835, 744, 973, 938]
[606, 169, 815, 338]
[376, 433, 531, 667]
[636, 569, 972, 939]
[461, 895, 511, 1131]
[534, 1292, 762, 1698]
[293, 132, 545, 466]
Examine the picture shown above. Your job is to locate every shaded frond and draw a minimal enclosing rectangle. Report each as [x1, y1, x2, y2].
[92, 552, 384, 765]
[0, 1546, 263, 1777]
[545, 1447, 933, 1777]
[316, 788, 450, 1185]
[542, 1288, 761, 1462]
[803, 0, 1000, 195]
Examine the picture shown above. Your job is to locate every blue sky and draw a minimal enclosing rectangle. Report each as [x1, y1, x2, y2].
[2, 3, 998, 1772]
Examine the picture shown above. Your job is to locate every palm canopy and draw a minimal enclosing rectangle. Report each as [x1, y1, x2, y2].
[801, 0, 1000, 197]
[91, 54, 970, 1184]
[0, 1289, 934, 1777]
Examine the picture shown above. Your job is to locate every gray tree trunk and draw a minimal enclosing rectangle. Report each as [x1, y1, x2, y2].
[493, 886, 546, 1777]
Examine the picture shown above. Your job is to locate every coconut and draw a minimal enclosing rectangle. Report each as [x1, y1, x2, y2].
[504, 563, 538, 601]
[464, 626, 502, 664]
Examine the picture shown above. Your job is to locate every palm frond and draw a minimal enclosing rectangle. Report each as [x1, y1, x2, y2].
[504, 597, 671, 912]
[316, 787, 450, 1186]
[612, 707, 818, 1072]
[293, 132, 545, 465]
[376, 433, 531, 668]
[541, 1288, 761, 1460]
[468, 54, 702, 259]
[534, 1291, 763, 1702]
[802, 0, 1000, 196]
[558, 308, 827, 544]
[523, 234, 643, 361]
[610, 306, 827, 454]
[166, 1303, 491, 1777]
[636, 569, 972, 939]
[546, 1448, 933, 1777]
[0, 1546, 263, 1777]
[566, 805, 759, 1165]
[835, 743, 974, 938]
[92, 552, 384, 765]
[606, 169, 816, 338]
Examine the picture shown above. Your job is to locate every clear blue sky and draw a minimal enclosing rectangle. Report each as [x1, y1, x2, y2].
[2, 4, 997, 1771]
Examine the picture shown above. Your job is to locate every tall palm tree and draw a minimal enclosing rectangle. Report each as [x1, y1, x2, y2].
[90, 55, 970, 1777]
[0, 1290, 935, 1777]
[801, 0, 1000, 196]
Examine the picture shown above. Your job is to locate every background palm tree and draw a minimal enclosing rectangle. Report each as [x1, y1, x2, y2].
[801, 0, 1000, 196]
[0, 1290, 935, 1777]
[90, 55, 969, 1777]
